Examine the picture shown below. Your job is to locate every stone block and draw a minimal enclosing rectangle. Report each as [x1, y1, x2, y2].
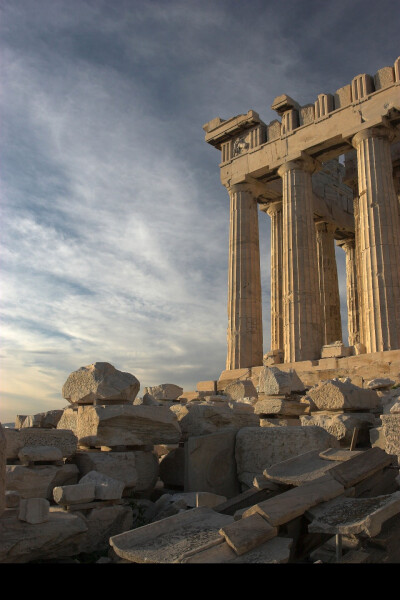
[159, 447, 185, 488]
[219, 513, 277, 556]
[56, 408, 78, 434]
[5, 491, 20, 508]
[109, 507, 234, 563]
[171, 403, 257, 440]
[18, 498, 50, 524]
[77, 404, 181, 447]
[21, 410, 64, 429]
[263, 450, 342, 486]
[366, 378, 395, 390]
[143, 383, 183, 400]
[196, 380, 217, 394]
[196, 492, 227, 508]
[181, 536, 292, 563]
[258, 367, 293, 395]
[334, 84, 352, 109]
[306, 379, 380, 411]
[224, 380, 257, 401]
[53, 483, 95, 505]
[6, 463, 79, 499]
[378, 415, 400, 465]
[184, 430, 240, 498]
[79, 470, 124, 500]
[18, 445, 63, 465]
[254, 397, 308, 416]
[62, 362, 140, 404]
[260, 418, 300, 427]
[235, 426, 338, 490]
[4, 428, 77, 460]
[243, 476, 345, 525]
[213, 486, 282, 516]
[328, 447, 393, 488]
[321, 343, 351, 358]
[374, 66, 395, 90]
[300, 412, 378, 446]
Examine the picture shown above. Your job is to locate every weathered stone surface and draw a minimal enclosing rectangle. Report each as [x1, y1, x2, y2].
[77, 404, 181, 447]
[307, 492, 400, 537]
[53, 483, 95, 505]
[62, 362, 140, 404]
[18, 498, 50, 524]
[171, 403, 258, 440]
[235, 426, 339, 489]
[196, 492, 227, 508]
[255, 397, 308, 416]
[6, 463, 79, 499]
[21, 410, 64, 429]
[375, 415, 400, 465]
[143, 384, 183, 401]
[181, 536, 292, 563]
[184, 430, 240, 498]
[18, 445, 63, 464]
[390, 402, 400, 414]
[306, 380, 380, 411]
[0, 511, 88, 563]
[57, 408, 78, 434]
[78, 505, 133, 554]
[219, 513, 277, 555]
[258, 367, 293, 395]
[319, 448, 364, 462]
[110, 507, 234, 563]
[321, 342, 351, 358]
[159, 447, 184, 488]
[197, 380, 217, 394]
[263, 450, 342, 486]
[73, 450, 158, 493]
[79, 470, 124, 500]
[133, 393, 160, 406]
[0, 424, 6, 517]
[260, 418, 300, 427]
[224, 380, 257, 401]
[5, 491, 20, 508]
[243, 475, 345, 525]
[329, 447, 393, 488]
[300, 412, 378, 445]
[366, 378, 395, 390]
[5, 428, 77, 460]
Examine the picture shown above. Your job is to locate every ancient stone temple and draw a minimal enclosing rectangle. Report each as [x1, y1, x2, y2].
[204, 57, 400, 371]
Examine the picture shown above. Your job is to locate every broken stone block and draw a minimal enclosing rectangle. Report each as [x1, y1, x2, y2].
[321, 342, 351, 358]
[56, 407, 78, 435]
[53, 483, 96, 505]
[62, 362, 140, 405]
[18, 445, 63, 465]
[109, 507, 234, 563]
[255, 397, 308, 416]
[6, 463, 79, 499]
[307, 492, 400, 537]
[5, 490, 20, 508]
[67, 505, 133, 555]
[159, 447, 185, 488]
[133, 393, 161, 406]
[0, 512, 88, 563]
[258, 367, 293, 395]
[73, 450, 158, 493]
[390, 402, 400, 414]
[300, 412, 378, 446]
[219, 513, 278, 556]
[306, 380, 380, 412]
[196, 380, 217, 394]
[375, 415, 400, 465]
[77, 404, 181, 447]
[328, 447, 393, 488]
[263, 350, 284, 366]
[21, 410, 64, 429]
[263, 450, 343, 486]
[171, 403, 258, 440]
[224, 380, 257, 401]
[366, 378, 395, 390]
[79, 471, 124, 500]
[243, 476, 345, 525]
[260, 418, 300, 427]
[143, 383, 183, 401]
[196, 492, 227, 508]
[5, 428, 78, 460]
[185, 430, 240, 498]
[235, 426, 339, 490]
[18, 498, 50, 524]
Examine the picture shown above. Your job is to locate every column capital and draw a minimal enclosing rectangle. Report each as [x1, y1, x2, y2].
[336, 237, 356, 252]
[314, 219, 336, 234]
[259, 200, 282, 216]
[351, 125, 397, 148]
[277, 153, 318, 177]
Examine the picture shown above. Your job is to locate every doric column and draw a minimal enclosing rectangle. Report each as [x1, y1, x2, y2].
[260, 201, 283, 352]
[351, 126, 400, 352]
[315, 220, 342, 345]
[336, 238, 360, 346]
[278, 158, 323, 362]
[226, 183, 263, 369]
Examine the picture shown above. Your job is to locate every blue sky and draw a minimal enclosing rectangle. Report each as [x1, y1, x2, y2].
[1, 0, 399, 424]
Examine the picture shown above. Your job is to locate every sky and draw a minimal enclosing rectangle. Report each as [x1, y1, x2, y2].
[1, 0, 399, 424]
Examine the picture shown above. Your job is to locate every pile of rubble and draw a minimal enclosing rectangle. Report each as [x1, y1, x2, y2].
[1, 361, 399, 563]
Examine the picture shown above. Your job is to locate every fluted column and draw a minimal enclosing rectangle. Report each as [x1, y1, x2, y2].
[337, 238, 360, 346]
[226, 183, 263, 369]
[278, 158, 323, 362]
[352, 127, 400, 352]
[261, 201, 283, 352]
[315, 220, 342, 345]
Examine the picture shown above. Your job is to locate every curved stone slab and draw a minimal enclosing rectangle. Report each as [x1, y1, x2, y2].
[263, 450, 342, 486]
[110, 507, 234, 563]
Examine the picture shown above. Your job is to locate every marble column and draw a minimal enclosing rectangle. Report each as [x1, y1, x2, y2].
[226, 183, 263, 369]
[337, 238, 360, 346]
[261, 200, 284, 353]
[315, 220, 342, 345]
[278, 158, 323, 362]
[352, 126, 400, 352]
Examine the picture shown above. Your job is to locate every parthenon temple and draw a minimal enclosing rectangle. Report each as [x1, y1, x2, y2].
[203, 57, 400, 372]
